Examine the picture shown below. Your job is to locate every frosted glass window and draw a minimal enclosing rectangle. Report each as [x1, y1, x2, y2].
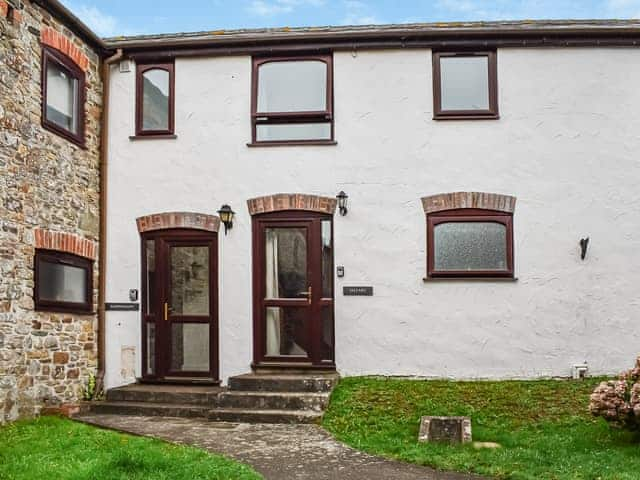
[170, 246, 209, 315]
[257, 61, 327, 113]
[434, 222, 507, 271]
[142, 69, 170, 130]
[440, 56, 489, 111]
[171, 323, 210, 371]
[256, 123, 331, 141]
[35, 251, 92, 312]
[38, 261, 86, 303]
[45, 62, 79, 133]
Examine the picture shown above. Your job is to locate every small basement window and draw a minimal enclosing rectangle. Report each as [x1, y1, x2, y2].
[427, 209, 513, 278]
[35, 250, 93, 313]
[432, 51, 498, 120]
[42, 47, 85, 146]
[136, 62, 175, 136]
[251, 55, 334, 145]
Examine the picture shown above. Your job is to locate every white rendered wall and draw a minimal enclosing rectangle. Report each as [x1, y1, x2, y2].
[105, 47, 640, 388]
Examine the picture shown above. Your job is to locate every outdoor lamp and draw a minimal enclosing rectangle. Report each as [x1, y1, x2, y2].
[336, 191, 348, 216]
[217, 204, 235, 235]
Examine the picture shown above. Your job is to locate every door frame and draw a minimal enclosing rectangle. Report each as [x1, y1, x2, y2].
[140, 228, 219, 383]
[251, 210, 335, 370]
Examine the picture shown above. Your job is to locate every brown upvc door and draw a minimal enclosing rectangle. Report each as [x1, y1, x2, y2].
[253, 211, 335, 368]
[141, 230, 219, 382]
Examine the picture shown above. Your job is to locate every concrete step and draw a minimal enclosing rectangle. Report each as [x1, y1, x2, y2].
[106, 384, 223, 406]
[89, 401, 210, 418]
[228, 373, 339, 393]
[207, 407, 323, 424]
[217, 391, 330, 412]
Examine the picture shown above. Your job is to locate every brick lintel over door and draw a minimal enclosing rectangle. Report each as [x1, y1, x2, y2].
[136, 212, 221, 233]
[247, 193, 337, 215]
[421, 192, 516, 214]
[34, 228, 97, 260]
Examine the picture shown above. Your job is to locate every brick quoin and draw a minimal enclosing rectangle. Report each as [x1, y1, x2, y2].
[247, 193, 337, 215]
[40, 27, 90, 71]
[34, 228, 97, 260]
[421, 192, 516, 214]
[0, 1, 9, 19]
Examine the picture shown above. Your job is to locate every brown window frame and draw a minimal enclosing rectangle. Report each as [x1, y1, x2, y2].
[427, 208, 513, 278]
[432, 51, 499, 120]
[250, 54, 334, 146]
[41, 46, 86, 147]
[135, 61, 176, 138]
[34, 249, 93, 314]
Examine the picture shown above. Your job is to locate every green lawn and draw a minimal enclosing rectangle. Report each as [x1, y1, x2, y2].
[0, 416, 261, 480]
[323, 377, 640, 480]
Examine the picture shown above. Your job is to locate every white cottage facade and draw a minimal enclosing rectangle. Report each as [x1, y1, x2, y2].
[101, 22, 640, 390]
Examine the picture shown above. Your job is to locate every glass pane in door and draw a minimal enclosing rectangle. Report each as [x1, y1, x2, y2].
[170, 323, 210, 371]
[265, 228, 308, 299]
[170, 246, 209, 315]
[265, 307, 309, 356]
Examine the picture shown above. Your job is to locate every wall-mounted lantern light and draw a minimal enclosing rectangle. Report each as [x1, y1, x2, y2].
[217, 204, 235, 235]
[336, 191, 349, 216]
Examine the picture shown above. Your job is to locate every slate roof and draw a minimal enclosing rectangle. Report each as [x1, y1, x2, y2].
[103, 19, 640, 49]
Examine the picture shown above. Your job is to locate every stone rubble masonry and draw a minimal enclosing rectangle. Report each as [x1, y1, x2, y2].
[247, 193, 338, 216]
[421, 191, 517, 214]
[0, 0, 102, 424]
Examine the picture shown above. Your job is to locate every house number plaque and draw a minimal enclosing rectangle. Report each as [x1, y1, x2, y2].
[105, 303, 140, 311]
[343, 286, 373, 296]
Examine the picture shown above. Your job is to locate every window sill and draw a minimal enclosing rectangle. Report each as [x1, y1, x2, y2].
[423, 276, 518, 282]
[433, 114, 500, 121]
[42, 122, 87, 149]
[129, 134, 178, 141]
[247, 140, 338, 147]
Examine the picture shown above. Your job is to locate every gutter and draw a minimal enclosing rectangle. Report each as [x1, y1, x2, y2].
[97, 48, 123, 394]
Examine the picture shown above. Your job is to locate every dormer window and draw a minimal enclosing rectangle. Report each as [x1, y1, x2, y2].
[251, 55, 334, 145]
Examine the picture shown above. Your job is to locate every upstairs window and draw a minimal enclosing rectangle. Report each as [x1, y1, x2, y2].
[42, 47, 85, 146]
[136, 62, 175, 136]
[35, 250, 93, 313]
[432, 51, 498, 120]
[251, 55, 334, 145]
[427, 209, 513, 278]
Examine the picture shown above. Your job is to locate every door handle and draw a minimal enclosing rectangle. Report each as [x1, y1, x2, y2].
[164, 302, 169, 321]
[298, 286, 312, 305]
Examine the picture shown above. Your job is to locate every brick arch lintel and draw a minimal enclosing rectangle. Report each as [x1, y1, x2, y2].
[41, 28, 90, 72]
[136, 212, 221, 233]
[247, 193, 337, 216]
[34, 228, 97, 260]
[421, 192, 516, 214]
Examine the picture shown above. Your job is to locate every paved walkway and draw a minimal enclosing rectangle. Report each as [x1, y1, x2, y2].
[75, 414, 483, 480]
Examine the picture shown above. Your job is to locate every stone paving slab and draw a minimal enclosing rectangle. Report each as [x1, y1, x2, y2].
[75, 414, 485, 480]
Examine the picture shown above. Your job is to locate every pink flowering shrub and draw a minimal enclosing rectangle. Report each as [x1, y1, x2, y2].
[589, 356, 640, 430]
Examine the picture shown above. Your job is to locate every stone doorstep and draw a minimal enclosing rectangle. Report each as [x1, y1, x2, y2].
[228, 373, 340, 393]
[106, 385, 223, 406]
[87, 401, 211, 419]
[207, 407, 323, 424]
[217, 391, 330, 411]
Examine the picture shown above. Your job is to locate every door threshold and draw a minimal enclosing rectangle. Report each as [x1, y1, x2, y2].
[252, 362, 337, 373]
[138, 377, 221, 386]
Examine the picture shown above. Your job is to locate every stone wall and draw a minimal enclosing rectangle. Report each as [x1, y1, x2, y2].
[0, 0, 102, 423]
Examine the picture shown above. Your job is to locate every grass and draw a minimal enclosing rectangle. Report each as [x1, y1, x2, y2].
[0, 416, 261, 480]
[323, 377, 640, 480]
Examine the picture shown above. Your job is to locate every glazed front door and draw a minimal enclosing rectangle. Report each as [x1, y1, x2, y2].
[142, 230, 218, 382]
[253, 212, 335, 368]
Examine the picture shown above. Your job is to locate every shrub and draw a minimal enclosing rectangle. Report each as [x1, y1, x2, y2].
[589, 356, 640, 430]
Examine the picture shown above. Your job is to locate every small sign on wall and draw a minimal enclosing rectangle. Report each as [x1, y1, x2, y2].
[105, 303, 139, 311]
[343, 286, 374, 296]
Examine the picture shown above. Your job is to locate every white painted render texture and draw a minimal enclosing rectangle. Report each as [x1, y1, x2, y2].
[104, 47, 640, 388]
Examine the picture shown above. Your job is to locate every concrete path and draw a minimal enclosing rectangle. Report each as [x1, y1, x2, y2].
[75, 414, 483, 480]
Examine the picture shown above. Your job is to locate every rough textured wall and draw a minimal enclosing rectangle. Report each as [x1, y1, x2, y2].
[105, 48, 640, 386]
[0, 0, 101, 423]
